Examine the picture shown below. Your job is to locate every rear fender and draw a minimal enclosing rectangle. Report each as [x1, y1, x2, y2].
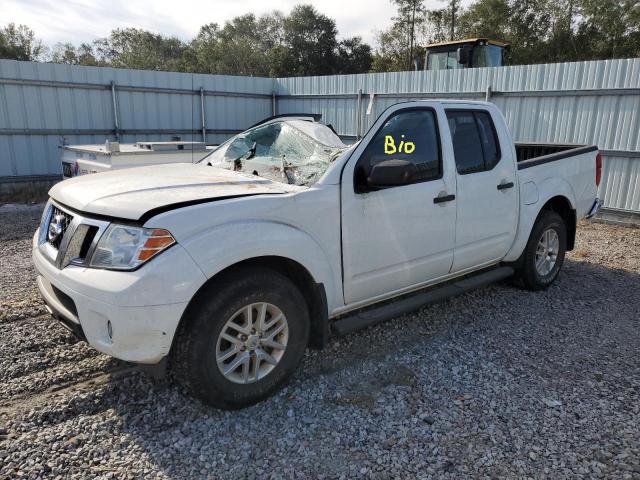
[504, 177, 576, 262]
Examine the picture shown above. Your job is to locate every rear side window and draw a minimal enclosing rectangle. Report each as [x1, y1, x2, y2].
[354, 109, 441, 191]
[446, 110, 501, 174]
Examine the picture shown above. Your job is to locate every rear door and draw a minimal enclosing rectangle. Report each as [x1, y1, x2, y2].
[444, 106, 518, 272]
[340, 104, 457, 305]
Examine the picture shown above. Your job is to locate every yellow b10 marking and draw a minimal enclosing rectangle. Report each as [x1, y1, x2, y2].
[384, 135, 415, 154]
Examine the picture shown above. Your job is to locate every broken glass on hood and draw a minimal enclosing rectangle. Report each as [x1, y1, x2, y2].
[202, 120, 347, 186]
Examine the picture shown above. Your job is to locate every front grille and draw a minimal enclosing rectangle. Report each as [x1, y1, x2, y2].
[61, 224, 98, 267]
[39, 201, 110, 269]
[47, 206, 73, 249]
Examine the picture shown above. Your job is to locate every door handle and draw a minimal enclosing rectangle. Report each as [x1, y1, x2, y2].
[497, 181, 514, 190]
[433, 193, 456, 204]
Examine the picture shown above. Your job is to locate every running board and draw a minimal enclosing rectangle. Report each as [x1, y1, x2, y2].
[332, 266, 515, 336]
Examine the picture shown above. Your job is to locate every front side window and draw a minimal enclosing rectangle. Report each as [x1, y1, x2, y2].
[446, 110, 501, 175]
[354, 109, 441, 191]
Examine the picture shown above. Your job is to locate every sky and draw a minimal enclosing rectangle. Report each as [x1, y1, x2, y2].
[2, 0, 465, 48]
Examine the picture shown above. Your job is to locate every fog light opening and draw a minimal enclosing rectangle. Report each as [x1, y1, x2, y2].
[107, 320, 113, 341]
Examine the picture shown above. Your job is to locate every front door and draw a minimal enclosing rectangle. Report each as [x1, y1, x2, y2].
[445, 108, 518, 272]
[341, 106, 457, 305]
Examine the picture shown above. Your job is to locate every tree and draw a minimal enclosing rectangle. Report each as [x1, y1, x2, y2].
[372, 25, 410, 71]
[279, 5, 340, 76]
[0, 23, 45, 61]
[191, 7, 368, 77]
[191, 14, 278, 76]
[49, 43, 100, 66]
[576, 0, 640, 59]
[456, 0, 510, 41]
[2, 6, 374, 76]
[336, 37, 373, 74]
[443, 0, 460, 40]
[93, 28, 189, 71]
[374, 0, 431, 71]
[424, 9, 452, 43]
[455, 0, 553, 65]
[391, 0, 427, 69]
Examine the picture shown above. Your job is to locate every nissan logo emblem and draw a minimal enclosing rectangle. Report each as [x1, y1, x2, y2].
[48, 213, 66, 243]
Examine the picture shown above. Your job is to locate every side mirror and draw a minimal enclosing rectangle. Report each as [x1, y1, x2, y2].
[367, 159, 416, 188]
[456, 45, 471, 65]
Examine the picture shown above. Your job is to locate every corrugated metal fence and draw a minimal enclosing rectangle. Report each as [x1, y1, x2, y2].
[1, 58, 639, 217]
[0, 60, 274, 181]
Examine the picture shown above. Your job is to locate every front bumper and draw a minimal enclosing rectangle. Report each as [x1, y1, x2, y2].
[37, 275, 87, 342]
[33, 233, 207, 364]
[585, 198, 602, 219]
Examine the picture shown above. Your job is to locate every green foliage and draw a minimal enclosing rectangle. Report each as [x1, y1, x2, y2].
[373, 0, 429, 71]
[189, 5, 372, 77]
[576, 0, 640, 59]
[13, 4, 372, 77]
[372, 26, 415, 72]
[93, 28, 190, 71]
[375, 0, 640, 71]
[0, 23, 45, 61]
[2, 0, 639, 75]
[337, 37, 373, 74]
[456, 0, 510, 41]
[50, 43, 101, 66]
[391, 0, 427, 69]
[455, 0, 640, 65]
[190, 15, 276, 76]
[280, 5, 339, 75]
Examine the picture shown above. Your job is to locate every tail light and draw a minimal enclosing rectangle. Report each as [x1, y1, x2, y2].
[595, 152, 602, 187]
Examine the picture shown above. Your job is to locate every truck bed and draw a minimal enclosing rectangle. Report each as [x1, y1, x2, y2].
[516, 143, 598, 170]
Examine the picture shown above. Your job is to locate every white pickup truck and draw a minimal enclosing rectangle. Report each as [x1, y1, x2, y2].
[33, 101, 602, 409]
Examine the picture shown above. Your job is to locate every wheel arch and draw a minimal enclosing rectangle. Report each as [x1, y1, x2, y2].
[539, 195, 576, 251]
[504, 191, 577, 264]
[177, 256, 330, 351]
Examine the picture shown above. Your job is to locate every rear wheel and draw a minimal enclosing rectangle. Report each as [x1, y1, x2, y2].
[515, 210, 567, 291]
[172, 267, 310, 409]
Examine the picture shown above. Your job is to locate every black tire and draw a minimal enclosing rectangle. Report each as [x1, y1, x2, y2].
[171, 266, 310, 409]
[515, 210, 567, 291]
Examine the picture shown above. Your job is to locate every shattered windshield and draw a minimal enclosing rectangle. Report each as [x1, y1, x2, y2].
[202, 120, 346, 186]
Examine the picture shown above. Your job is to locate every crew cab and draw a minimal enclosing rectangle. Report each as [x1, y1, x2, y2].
[32, 101, 602, 409]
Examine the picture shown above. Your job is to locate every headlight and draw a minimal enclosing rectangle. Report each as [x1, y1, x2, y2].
[90, 224, 176, 270]
[38, 201, 53, 245]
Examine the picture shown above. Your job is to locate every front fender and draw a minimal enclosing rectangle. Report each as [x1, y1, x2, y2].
[181, 220, 342, 312]
[504, 177, 576, 262]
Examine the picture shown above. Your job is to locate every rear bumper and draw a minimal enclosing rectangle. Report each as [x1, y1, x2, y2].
[585, 198, 602, 219]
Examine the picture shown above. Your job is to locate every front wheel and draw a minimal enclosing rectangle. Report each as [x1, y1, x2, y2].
[515, 210, 567, 291]
[171, 267, 310, 409]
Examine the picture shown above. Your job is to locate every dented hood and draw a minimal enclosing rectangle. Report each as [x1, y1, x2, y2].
[49, 163, 300, 221]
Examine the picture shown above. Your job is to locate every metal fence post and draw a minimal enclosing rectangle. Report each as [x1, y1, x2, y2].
[200, 87, 206, 143]
[272, 91, 277, 116]
[356, 89, 362, 139]
[485, 85, 492, 102]
[110, 81, 120, 141]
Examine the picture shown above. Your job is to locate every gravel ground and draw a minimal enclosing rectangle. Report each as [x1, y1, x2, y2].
[1, 204, 639, 479]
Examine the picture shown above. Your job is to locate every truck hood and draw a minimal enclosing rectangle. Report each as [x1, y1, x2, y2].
[49, 163, 301, 221]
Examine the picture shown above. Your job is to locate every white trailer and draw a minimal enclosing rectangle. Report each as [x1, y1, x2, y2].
[61, 140, 211, 179]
